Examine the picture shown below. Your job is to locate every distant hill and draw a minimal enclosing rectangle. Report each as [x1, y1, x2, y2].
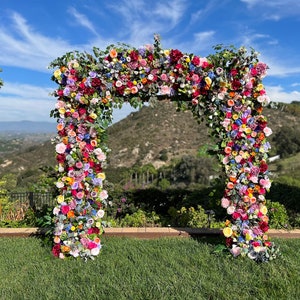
[0, 101, 300, 188]
[0, 121, 55, 133]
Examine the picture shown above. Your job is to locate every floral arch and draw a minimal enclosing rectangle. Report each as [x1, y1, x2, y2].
[50, 35, 279, 261]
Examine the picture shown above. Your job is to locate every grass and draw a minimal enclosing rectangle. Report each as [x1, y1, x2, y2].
[0, 237, 299, 300]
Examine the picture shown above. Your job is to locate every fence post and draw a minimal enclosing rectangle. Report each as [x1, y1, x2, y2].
[28, 192, 36, 211]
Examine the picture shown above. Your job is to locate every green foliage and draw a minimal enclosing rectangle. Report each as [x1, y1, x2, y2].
[273, 125, 300, 158]
[120, 209, 160, 227]
[158, 178, 171, 190]
[267, 201, 289, 229]
[171, 205, 209, 228]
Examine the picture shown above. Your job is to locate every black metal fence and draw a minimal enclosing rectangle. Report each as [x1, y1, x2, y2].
[2, 192, 55, 210]
[0, 192, 55, 221]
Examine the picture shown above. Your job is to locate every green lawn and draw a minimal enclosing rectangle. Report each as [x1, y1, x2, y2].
[0, 237, 299, 300]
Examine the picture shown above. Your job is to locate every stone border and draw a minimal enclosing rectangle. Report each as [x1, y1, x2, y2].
[0, 227, 300, 239]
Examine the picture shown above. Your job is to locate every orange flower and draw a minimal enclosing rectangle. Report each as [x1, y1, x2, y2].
[109, 48, 118, 58]
[67, 210, 75, 218]
[68, 130, 76, 137]
[57, 123, 64, 131]
[229, 91, 236, 98]
[91, 140, 97, 147]
[62, 137, 68, 144]
[94, 237, 101, 244]
[227, 182, 234, 189]
[229, 176, 236, 183]
[141, 78, 148, 84]
[54, 236, 60, 243]
[225, 146, 232, 154]
[61, 245, 71, 253]
[79, 141, 86, 149]
[227, 99, 234, 107]
[102, 98, 109, 104]
[243, 196, 250, 203]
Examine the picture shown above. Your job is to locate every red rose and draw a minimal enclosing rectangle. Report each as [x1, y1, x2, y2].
[147, 53, 154, 61]
[91, 78, 101, 87]
[225, 237, 233, 247]
[191, 56, 200, 66]
[252, 241, 260, 247]
[56, 154, 65, 163]
[230, 69, 238, 77]
[87, 227, 100, 234]
[170, 49, 183, 63]
[259, 161, 268, 173]
[130, 50, 139, 61]
[78, 107, 87, 116]
[259, 221, 269, 232]
[52, 244, 61, 257]
[231, 80, 241, 90]
[232, 212, 241, 220]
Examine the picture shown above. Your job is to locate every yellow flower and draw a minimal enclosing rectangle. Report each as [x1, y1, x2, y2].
[97, 173, 106, 180]
[57, 195, 64, 204]
[95, 222, 101, 228]
[244, 127, 252, 134]
[245, 233, 251, 241]
[223, 227, 233, 238]
[70, 226, 76, 231]
[164, 49, 170, 56]
[58, 108, 66, 114]
[256, 83, 264, 91]
[260, 205, 268, 215]
[185, 57, 191, 63]
[73, 61, 79, 68]
[89, 113, 97, 119]
[204, 77, 212, 86]
[53, 69, 61, 78]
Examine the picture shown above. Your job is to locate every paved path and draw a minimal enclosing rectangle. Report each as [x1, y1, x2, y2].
[1, 227, 300, 239]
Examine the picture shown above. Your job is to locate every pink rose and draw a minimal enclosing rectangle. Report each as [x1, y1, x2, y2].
[160, 73, 169, 81]
[230, 246, 241, 257]
[61, 205, 70, 215]
[221, 197, 230, 208]
[160, 85, 171, 95]
[87, 241, 98, 250]
[259, 178, 271, 189]
[100, 190, 108, 200]
[55, 142, 67, 154]
[263, 127, 272, 137]
[227, 206, 235, 214]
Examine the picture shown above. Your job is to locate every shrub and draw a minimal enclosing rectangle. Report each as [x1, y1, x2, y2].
[120, 209, 160, 227]
[267, 201, 289, 229]
[174, 205, 209, 228]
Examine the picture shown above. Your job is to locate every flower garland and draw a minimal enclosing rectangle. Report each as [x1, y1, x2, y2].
[50, 35, 279, 261]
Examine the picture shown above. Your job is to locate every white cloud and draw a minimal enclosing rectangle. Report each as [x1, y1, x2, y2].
[0, 12, 86, 72]
[266, 85, 300, 103]
[0, 82, 55, 122]
[241, 0, 300, 19]
[67, 7, 98, 36]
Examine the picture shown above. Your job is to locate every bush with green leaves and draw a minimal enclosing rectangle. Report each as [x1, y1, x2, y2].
[170, 205, 210, 228]
[120, 209, 160, 227]
[267, 201, 289, 229]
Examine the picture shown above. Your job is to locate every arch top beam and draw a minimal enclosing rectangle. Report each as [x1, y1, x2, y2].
[50, 35, 280, 262]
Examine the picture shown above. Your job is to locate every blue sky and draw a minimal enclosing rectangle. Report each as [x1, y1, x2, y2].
[0, 0, 300, 123]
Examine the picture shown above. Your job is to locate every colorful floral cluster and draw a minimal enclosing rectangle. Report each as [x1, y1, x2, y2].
[50, 36, 279, 261]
